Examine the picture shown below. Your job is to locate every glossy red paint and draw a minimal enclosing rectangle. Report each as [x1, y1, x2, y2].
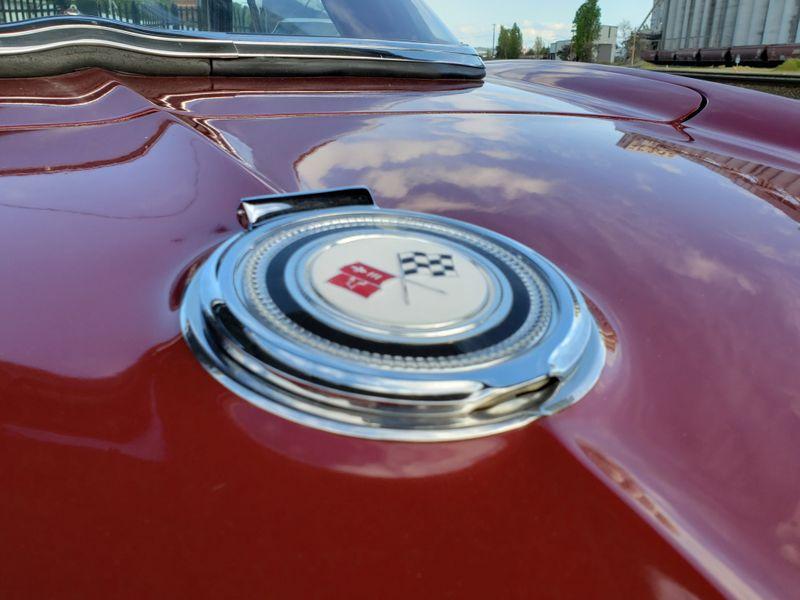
[1, 62, 799, 598]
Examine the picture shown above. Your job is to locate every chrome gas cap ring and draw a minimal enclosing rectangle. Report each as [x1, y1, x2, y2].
[182, 189, 605, 442]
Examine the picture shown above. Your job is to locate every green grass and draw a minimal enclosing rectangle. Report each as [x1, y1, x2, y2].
[776, 59, 800, 72]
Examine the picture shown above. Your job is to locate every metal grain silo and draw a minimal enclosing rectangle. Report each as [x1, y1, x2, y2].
[763, 0, 788, 44]
[655, 0, 800, 53]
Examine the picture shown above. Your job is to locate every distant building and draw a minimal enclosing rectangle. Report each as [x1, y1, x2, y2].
[652, 0, 800, 51]
[548, 24, 618, 63]
[549, 39, 572, 59]
[594, 24, 618, 62]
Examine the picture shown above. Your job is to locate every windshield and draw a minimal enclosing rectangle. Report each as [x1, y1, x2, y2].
[0, 0, 459, 45]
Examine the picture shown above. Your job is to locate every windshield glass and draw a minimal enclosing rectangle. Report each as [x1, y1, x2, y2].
[0, 0, 458, 45]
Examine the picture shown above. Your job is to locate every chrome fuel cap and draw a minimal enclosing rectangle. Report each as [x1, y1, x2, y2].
[181, 190, 605, 441]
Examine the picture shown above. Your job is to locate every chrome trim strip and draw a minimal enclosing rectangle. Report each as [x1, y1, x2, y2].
[0, 17, 484, 76]
[0, 18, 478, 53]
[239, 187, 375, 229]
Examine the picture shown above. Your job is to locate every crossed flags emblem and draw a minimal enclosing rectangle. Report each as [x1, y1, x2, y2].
[398, 252, 458, 278]
[396, 251, 457, 304]
[328, 251, 458, 304]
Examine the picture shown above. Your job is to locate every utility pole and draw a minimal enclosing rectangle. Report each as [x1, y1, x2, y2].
[631, 0, 666, 66]
[492, 23, 496, 60]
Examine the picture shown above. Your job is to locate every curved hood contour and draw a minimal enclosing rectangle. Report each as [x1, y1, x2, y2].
[0, 63, 799, 598]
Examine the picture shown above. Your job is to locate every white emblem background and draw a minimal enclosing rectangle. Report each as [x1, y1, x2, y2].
[309, 234, 493, 329]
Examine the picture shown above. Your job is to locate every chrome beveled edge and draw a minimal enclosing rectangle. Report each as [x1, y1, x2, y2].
[181, 271, 604, 442]
[0, 18, 485, 77]
[179, 206, 607, 442]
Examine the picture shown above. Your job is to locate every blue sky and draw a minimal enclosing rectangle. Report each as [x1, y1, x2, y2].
[425, 0, 652, 48]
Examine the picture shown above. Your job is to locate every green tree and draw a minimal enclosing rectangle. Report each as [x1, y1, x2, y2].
[509, 23, 523, 59]
[532, 35, 546, 58]
[572, 0, 601, 62]
[495, 26, 510, 59]
[496, 23, 523, 59]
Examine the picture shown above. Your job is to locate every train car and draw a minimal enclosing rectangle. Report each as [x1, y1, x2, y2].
[639, 48, 658, 63]
[730, 45, 768, 65]
[645, 43, 799, 67]
[698, 47, 730, 65]
[674, 47, 701, 65]
[767, 44, 800, 64]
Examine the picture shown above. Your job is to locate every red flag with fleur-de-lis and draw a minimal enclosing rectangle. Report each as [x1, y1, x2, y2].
[328, 262, 395, 298]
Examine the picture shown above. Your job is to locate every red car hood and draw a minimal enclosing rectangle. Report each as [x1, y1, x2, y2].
[1, 63, 799, 598]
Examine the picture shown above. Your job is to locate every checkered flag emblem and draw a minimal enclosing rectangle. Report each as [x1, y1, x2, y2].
[399, 252, 458, 277]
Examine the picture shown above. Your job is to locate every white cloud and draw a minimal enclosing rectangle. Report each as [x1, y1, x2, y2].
[295, 117, 555, 202]
[448, 19, 572, 48]
[520, 22, 573, 46]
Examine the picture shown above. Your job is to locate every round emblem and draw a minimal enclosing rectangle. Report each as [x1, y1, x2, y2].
[307, 234, 493, 335]
[182, 206, 604, 441]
